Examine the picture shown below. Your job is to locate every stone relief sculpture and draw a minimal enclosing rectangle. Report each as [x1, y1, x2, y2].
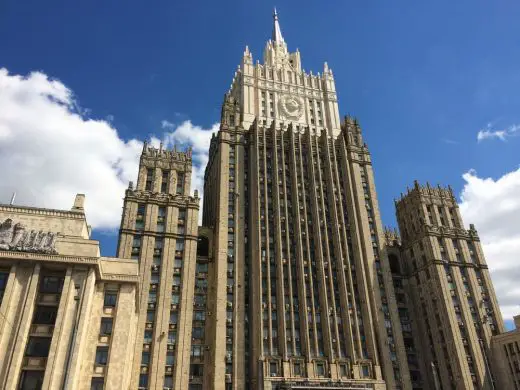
[0, 218, 58, 254]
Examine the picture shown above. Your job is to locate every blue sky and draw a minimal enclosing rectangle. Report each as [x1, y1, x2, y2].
[1, 1, 520, 324]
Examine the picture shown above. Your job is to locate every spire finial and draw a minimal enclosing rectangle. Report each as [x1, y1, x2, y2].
[272, 7, 284, 43]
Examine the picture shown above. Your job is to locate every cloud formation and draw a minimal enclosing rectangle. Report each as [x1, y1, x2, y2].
[0, 68, 216, 229]
[477, 123, 520, 141]
[459, 167, 520, 320]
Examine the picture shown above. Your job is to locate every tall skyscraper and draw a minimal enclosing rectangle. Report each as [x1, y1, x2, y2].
[202, 10, 411, 390]
[394, 182, 505, 390]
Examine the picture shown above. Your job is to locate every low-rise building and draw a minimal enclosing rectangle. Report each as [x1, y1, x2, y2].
[491, 315, 520, 389]
[0, 194, 139, 390]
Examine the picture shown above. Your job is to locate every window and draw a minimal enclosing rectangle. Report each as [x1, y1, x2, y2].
[104, 291, 117, 307]
[362, 365, 370, 377]
[95, 346, 109, 365]
[40, 275, 64, 294]
[340, 364, 348, 377]
[316, 362, 325, 376]
[190, 363, 204, 377]
[0, 271, 9, 302]
[144, 330, 153, 343]
[294, 362, 301, 376]
[33, 305, 58, 325]
[100, 317, 113, 335]
[145, 168, 154, 191]
[270, 362, 278, 376]
[168, 331, 176, 344]
[25, 337, 51, 357]
[194, 311, 206, 321]
[192, 327, 204, 339]
[141, 351, 150, 365]
[90, 377, 104, 390]
[19, 371, 44, 390]
[176, 173, 184, 194]
[166, 351, 175, 365]
[164, 375, 173, 388]
[170, 312, 178, 324]
[148, 291, 157, 303]
[191, 345, 203, 357]
[161, 170, 170, 193]
[139, 374, 149, 387]
[176, 239, 185, 251]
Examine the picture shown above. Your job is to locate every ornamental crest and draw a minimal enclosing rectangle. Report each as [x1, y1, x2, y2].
[0, 219, 58, 254]
[278, 94, 303, 120]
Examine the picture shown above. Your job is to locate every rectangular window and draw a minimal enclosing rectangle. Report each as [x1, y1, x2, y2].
[166, 351, 175, 365]
[0, 271, 8, 302]
[168, 331, 176, 344]
[33, 305, 58, 325]
[147, 310, 155, 322]
[139, 374, 148, 387]
[25, 337, 51, 357]
[145, 168, 154, 191]
[316, 363, 325, 376]
[104, 291, 118, 307]
[148, 291, 157, 303]
[95, 346, 109, 365]
[20, 371, 44, 390]
[176, 239, 185, 251]
[161, 170, 170, 193]
[40, 275, 64, 294]
[141, 351, 150, 365]
[144, 330, 153, 343]
[294, 362, 301, 376]
[100, 317, 113, 335]
[176, 173, 184, 194]
[90, 378, 104, 390]
[164, 375, 173, 387]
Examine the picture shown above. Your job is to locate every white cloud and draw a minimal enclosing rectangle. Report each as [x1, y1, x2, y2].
[0, 68, 216, 230]
[459, 167, 520, 320]
[477, 123, 520, 141]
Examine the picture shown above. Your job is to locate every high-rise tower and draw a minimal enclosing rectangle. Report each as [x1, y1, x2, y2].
[395, 182, 505, 390]
[202, 10, 412, 390]
[117, 144, 201, 389]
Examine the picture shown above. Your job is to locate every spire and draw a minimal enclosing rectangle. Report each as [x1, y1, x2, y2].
[272, 7, 284, 43]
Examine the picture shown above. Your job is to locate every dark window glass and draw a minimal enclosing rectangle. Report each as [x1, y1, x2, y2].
[141, 351, 150, 365]
[104, 291, 117, 307]
[33, 305, 58, 325]
[164, 375, 173, 387]
[20, 371, 44, 390]
[95, 346, 109, 365]
[25, 337, 51, 357]
[99, 317, 113, 335]
[40, 276, 64, 294]
[90, 377, 104, 390]
[139, 374, 148, 387]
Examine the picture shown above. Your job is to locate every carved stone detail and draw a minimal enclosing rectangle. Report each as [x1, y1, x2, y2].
[0, 219, 58, 254]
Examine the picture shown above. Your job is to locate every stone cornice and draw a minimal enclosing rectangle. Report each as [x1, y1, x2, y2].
[0, 251, 139, 284]
[0, 204, 85, 219]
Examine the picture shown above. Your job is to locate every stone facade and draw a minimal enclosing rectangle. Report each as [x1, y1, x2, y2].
[490, 315, 520, 389]
[392, 182, 505, 390]
[0, 195, 139, 390]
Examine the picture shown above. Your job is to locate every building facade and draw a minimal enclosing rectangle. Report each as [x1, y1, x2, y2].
[0, 195, 139, 390]
[394, 182, 505, 390]
[201, 10, 411, 390]
[116, 144, 201, 389]
[490, 315, 520, 389]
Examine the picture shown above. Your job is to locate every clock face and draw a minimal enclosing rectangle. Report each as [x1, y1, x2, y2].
[278, 94, 303, 120]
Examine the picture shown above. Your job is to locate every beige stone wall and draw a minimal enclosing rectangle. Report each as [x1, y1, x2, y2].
[0, 200, 139, 390]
